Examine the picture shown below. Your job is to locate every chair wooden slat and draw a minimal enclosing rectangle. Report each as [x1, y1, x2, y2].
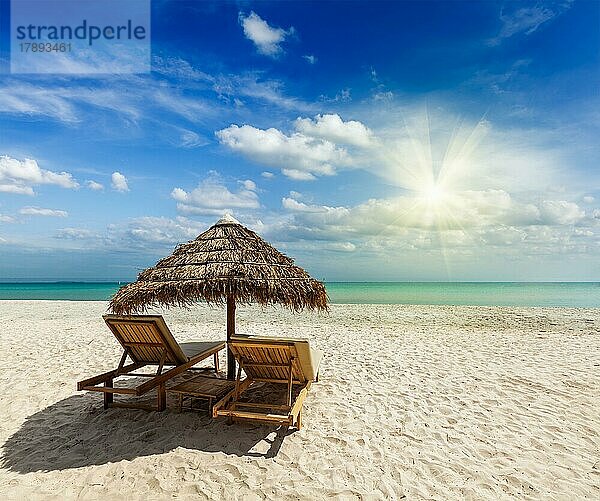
[77, 315, 225, 411]
[214, 336, 321, 429]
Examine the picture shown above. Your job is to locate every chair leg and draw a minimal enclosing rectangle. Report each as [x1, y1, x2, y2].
[297, 409, 303, 430]
[214, 352, 220, 373]
[287, 360, 294, 407]
[104, 378, 113, 409]
[157, 383, 166, 411]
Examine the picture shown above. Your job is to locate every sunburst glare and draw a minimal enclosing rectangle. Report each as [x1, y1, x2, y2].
[375, 109, 490, 232]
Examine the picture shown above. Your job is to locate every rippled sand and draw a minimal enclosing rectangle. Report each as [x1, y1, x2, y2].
[0, 301, 598, 499]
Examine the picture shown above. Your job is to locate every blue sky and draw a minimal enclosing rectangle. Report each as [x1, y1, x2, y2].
[0, 0, 599, 281]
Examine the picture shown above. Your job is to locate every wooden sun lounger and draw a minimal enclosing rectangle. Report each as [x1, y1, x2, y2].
[212, 334, 322, 429]
[77, 315, 225, 411]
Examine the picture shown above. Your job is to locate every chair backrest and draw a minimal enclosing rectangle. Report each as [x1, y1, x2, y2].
[103, 315, 187, 365]
[229, 334, 321, 383]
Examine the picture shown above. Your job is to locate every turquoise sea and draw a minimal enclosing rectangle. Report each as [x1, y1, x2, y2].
[0, 282, 598, 307]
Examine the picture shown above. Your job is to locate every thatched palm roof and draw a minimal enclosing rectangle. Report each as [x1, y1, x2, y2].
[109, 215, 328, 314]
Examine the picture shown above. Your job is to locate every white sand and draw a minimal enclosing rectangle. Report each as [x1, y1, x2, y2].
[0, 300, 598, 500]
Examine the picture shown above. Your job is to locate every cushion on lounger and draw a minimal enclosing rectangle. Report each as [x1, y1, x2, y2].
[230, 334, 323, 382]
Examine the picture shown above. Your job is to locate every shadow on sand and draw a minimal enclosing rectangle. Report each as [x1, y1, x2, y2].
[1, 393, 293, 474]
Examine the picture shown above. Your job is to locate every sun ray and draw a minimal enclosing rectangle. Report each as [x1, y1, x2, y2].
[366, 108, 497, 275]
[438, 112, 489, 192]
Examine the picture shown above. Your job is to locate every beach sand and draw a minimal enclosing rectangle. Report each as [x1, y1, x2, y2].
[0, 300, 598, 500]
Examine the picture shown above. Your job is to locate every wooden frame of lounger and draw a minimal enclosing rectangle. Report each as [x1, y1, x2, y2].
[77, 315, 225, 411]
[212, 336, 321, 429]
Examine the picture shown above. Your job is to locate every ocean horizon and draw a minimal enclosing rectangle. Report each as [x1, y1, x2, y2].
[0, 281, 598, 308]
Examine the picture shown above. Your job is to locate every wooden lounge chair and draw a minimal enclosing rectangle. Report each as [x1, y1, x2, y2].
[212, 334, 322, 429]
[77, 315, 225, 411]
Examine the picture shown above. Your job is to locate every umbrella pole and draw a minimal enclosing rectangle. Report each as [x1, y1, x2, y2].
[226, 294, 236, 380]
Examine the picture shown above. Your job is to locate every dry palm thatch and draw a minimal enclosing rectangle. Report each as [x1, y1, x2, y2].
[109, 215, 328, 315]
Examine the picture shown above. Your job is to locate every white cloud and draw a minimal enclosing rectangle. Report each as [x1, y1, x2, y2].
[583, 196, 594, 203]
[171, 173, 260, 215]
[0, 83, 78, 123]
[337, 89, 352, 101]
[216, 124, 349, 180]
[20, 207, 68, 217]
[87, 180, 104, 191]
[179, 130, 208, 148]
[239, 11, 293, 57]
[365, 107, 579, 199]
[373, 91, 394, 102]
[268, 187, 599, 268]
[241, 179, 257, 191]
[324, 241, 356, 252]
[539, 200, 585, 225]
[303, 55, 317, 64]
[0, 82, 143, 124]
[282, 197, 328, 213]
[0, 58, 311, 133]
[67, 87, 142, 121]
[151, 89, 215, 124]
[217, 115, 374, 181]
[0, 155, 78, 196]
[0, 77, 215, 130]
[488, 3, 573, 46]
[56, 228, 96, 239]
[217, 115, 373, 181]
[295, 114, 374, 147]
[320, 88, 352, 103]
[573, 228, 594, 237]
[120, 216, 207, 246]
[261, 171, 275, 179]
[10, 39, 150, 75]
[54, 216, 210, 251]
[0, 184, 34, 195]
[111, 172, 129, 192]
[480, 226, 527, 246]
[218, 107, 595, 259]
[276, 190, 592, 251]
[152, 56, 214, 83]
[213, 73, 312, 112]
[0, 214, 15, 223]
[282, 169, 317, 181]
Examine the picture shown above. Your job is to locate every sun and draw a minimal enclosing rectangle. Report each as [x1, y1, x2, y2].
[422, 183, 446, 206]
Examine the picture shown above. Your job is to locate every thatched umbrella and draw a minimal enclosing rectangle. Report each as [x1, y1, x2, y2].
[109, 214, 328, 378]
